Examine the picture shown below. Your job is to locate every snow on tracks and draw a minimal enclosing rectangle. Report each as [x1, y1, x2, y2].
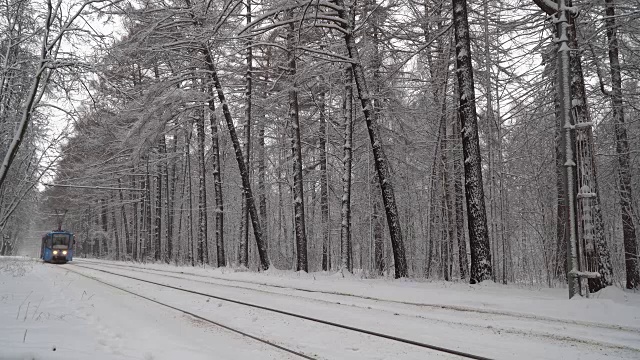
[69, 259, 640, 359]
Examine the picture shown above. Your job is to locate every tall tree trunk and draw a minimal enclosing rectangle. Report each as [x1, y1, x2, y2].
[287, 10, 308, 272]
[117, 178, 130, 260]
[208, 46, 270, 270]
[185, 130, 195, 266]
[195, 106, 208, 265]
[155, 137, 165, 262]
[482, 0, 498, 282]
[373, 173, 385, 275]
[604, 0, 640, 289]
[131, 176, 138, 260]
[335, 0, 408, 278]
[110, 193, 120, 260]
[167, 135, 178, 263]
[441, 116, 454, 281]
[258, 111, 268, 258]
[452, 0, 492, 283]
[145, 159, 152, 261]
[258, 45, 270, 259]
[101, 198, 108, 257]
[340, 65, 354, 273]
[206, 82, 226, 268]
[319, 87, 330, 271]
[454, 113, 469, 279]
[239, 0, 253, 268]
[369, 0, 386, 276]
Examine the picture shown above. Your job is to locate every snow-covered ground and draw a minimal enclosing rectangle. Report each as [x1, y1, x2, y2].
[1, 256, 639, 359]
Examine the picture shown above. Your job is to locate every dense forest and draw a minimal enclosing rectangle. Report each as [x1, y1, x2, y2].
[1, 0, 639, 292]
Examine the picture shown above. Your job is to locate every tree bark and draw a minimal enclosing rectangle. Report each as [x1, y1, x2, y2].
[335, 0, 408, 278]
[206, 81, 226, 268]
[340, 65, 354, 274]
[454, 113, 469, 279]
[287, 9, 308, 272]
[319, 87, 330, 271]
[195, 105, 208, 265]
[452, 0, 492, 283]
[209, 47, 270, 270]
[604, 0, 639, 289]
[117, 178, 130, 260]
[155, 137, 165, 262]
[239, 0, 253, 268]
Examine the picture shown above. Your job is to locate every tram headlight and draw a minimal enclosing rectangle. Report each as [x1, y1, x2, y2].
[53, 250, 58, 255]
[62, 250, 68, 255]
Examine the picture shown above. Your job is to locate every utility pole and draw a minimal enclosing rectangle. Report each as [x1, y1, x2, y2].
[555, 0, 580, 298]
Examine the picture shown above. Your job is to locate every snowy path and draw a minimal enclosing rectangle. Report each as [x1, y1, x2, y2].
[1, 257, 305, 360]
[2, 257, 640, 359]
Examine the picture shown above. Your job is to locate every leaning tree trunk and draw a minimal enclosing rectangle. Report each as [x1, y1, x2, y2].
[208, 46, 270, 270]
[604, 0, 640, 289]
[239, 0, 253, 268]
[335, 0, 408, 278]
[452, 0, 492, 283]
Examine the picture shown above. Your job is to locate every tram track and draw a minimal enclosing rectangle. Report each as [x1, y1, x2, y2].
[62, 262, 494, 360]
[75, 258, 640, 335]
[70, 261, 640, 356]
[60, 265, 315, 359]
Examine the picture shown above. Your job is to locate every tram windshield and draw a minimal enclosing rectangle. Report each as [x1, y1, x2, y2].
[52, 234, 70, 248]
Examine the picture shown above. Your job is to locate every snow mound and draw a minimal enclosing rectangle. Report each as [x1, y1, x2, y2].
[591, 286, 629, 303]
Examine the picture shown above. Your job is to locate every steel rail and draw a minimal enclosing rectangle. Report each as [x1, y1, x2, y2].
[69, 263, 494, 360]
[75, 259, 640, 334]
[61, 266, 316, 360]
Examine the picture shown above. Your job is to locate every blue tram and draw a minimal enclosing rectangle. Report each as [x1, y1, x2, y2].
[41, 231, 74, 263]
